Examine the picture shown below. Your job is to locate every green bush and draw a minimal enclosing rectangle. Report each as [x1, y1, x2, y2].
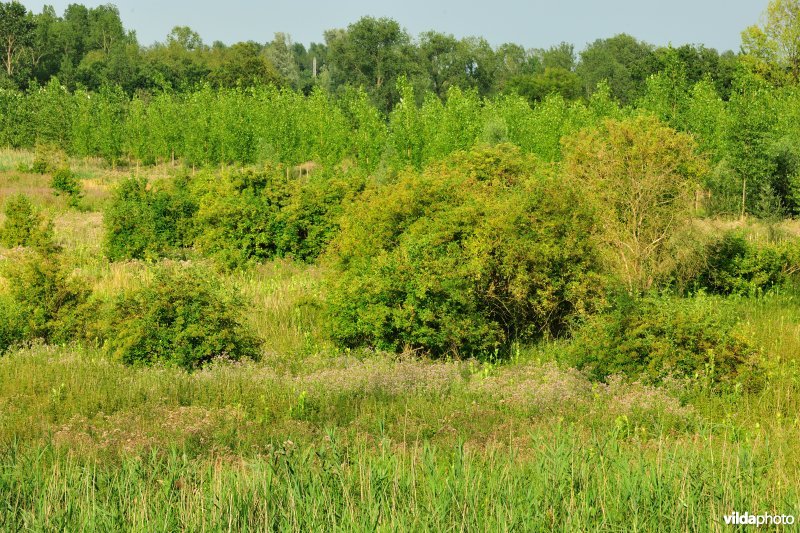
[324, 144, 604, 357]
[104, 262, 261, 369]
[696, 232, 800, 295]
[0, 249, 93, 347]
[104, 176, 197, 261]
[30, 143, 68, 174]
[0, 194, 55, 251]
[194, 166, 363, 268]
[567, 294, 761, 389]
[193, 168, 296, 269]
[50, 167, 83, 206]
[277, 169, 366, 261]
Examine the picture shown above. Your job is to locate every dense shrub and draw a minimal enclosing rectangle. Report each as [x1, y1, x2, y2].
[0, 249, 93, 347]
[30, 144, 68, 174]
[194, 166, 364, 268]
[276, 169, 366, 261]
[104, 262, 261, 369]
[324, 144, 604, 357]
[50, 167, 83, 205]
[104, 176, 197, 261]
[193, 168, 297, 269]
[567, 294, 761, 389]
[0, 194, 55, 251]
[695, 232, 800, 295]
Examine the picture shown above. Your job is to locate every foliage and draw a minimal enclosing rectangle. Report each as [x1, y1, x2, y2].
[568, 293, 761, 389]
[0, 248, 93, 347]
[103, 176, 197, 261]
[562, 116, 707, 294]
[103, 262, 261, 369]
[0, 294, 24, 352]
[695, 231, 800, 295]
[50, 167, 82, 207]
[194, 166, 363, 268]
[577, 34, 658, 104]
[30, 143, 67, 174]
[192, 167, 296, 269]
[0, 194, 55, 251]
[741, 0, 800, 84]
[325, 144, 604, 357]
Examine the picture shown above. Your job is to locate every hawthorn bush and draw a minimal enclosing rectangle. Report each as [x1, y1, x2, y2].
[324, 143, 604, 357]
[0, 194, 55, 251]
[103, 262, 261, 369]
[695, 231, 800, 295]
[50, 167, 83, 207]
[192, 167, 297, 269]
[0, 249, 94, 350]
[193, 165, 365, 268]
[104, 176, 197, 261]
[567, 293, 761, 390]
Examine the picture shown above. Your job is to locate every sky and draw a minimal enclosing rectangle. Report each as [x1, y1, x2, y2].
[21, 0, 767, 52]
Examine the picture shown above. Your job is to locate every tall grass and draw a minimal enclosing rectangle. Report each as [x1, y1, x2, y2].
[1, 344, 799, 530]
[2, 431, 796, 532]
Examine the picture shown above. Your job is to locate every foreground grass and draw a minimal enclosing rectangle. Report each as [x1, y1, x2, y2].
[1, 344, 799, 531]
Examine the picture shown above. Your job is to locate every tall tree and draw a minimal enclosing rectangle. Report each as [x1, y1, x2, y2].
[325, 17, 416, 112]
[563, 116, 707, 293]
[0, 1, 34, 82]
[577, 34, 658, 104]
[742, 0, 800, 83]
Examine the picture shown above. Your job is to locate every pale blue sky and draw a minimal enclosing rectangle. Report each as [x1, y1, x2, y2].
[21, 0, 767, 52]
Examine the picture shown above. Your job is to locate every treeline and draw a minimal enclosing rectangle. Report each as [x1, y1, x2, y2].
[0, 1, 743, 110]
[3, 66, 800, 217]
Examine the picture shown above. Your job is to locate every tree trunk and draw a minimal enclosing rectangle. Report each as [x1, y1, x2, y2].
[741, 177, 747, 220]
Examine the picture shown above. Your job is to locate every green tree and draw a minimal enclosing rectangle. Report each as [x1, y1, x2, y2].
[208, 41, 283, 88]
[325, 17, 416, 112]
[264, 33, 300, 89]
[577, 34, 658, 104]
[563, 116, 708, 293]
[742, 0, 800, 83]
[0, 1, 34, 83]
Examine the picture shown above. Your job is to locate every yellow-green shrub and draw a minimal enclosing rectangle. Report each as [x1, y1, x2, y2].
[103, 262, 261, 369]
[567, 293, 761, 390]
[324, 144, 604, 357]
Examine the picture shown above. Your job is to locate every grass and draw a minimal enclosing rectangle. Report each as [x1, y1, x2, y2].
[1, 149, 800, 530]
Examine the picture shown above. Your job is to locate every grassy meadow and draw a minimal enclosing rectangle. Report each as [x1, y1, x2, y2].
[0, 148, 799, 531]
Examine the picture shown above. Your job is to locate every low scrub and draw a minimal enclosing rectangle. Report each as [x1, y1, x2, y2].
[567, 293, 761, 390]
[104, 176, 197, 261]
[0, 194, 55, 251]
[50, 167, 83, 207]
[695, 231, 800, 295]
[0, 249, 93, 351]
[103, 262, 261, 369]
[193, 166, 364, 269]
